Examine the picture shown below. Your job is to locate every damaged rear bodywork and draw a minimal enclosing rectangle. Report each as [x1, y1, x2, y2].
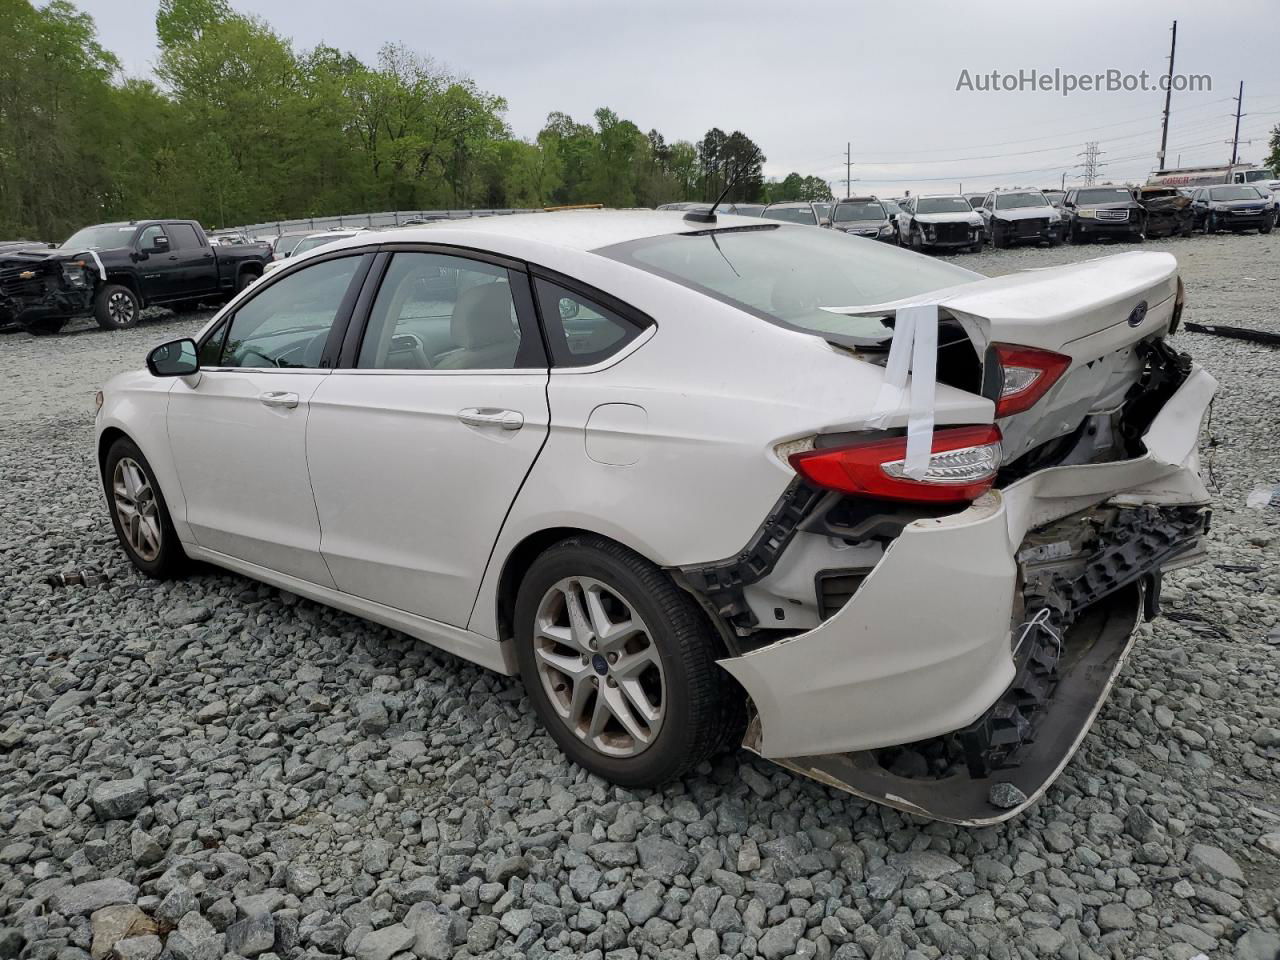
[682, 252, 1215, 824]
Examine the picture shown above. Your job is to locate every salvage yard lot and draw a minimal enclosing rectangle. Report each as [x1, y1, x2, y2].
[1, 232, 1278, 959]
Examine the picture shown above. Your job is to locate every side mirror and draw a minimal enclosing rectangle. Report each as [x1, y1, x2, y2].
[145, 235, 169, 255]
[147, 338, 199, 377]
[558, 297, 580, 321]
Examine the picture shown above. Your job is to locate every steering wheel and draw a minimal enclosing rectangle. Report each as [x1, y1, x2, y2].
[238, 347, 282, 367]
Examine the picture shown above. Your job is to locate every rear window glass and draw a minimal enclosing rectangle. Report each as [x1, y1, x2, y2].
[761, 206, 818, 225]
[597, 225, 979, 343]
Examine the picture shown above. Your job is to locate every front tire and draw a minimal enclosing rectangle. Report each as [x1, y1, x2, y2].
[513, 535, 739, 787]
[103, 437, 187, 578]
[94, 284, 141, 330]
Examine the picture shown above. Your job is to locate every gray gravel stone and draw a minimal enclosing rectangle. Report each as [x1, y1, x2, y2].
[224, 913, 275, 958]
[89, 780, 148, 822]
[353, 923, 413, 960]
[1188, 843, 1245, 881]
[110, 936, 161, 960]
[49, 880, 139, 916]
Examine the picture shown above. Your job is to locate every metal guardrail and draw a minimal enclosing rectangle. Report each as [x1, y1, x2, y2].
[233, 209, 541, 238]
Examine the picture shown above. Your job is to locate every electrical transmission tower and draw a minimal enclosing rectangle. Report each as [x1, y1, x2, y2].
[1076, 142, 1104, 184]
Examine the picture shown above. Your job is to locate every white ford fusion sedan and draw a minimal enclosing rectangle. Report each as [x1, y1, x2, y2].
[96, 209, 1215, 823]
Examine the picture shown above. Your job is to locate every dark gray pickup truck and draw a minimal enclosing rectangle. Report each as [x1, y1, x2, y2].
[0, 219, 271, 335]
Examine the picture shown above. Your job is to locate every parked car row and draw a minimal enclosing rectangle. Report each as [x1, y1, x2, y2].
[655, 178, 1276, 258]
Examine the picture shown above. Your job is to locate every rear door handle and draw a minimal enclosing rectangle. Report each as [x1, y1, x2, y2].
[259, 391, 299, 409]
[458, 407, 523, 430]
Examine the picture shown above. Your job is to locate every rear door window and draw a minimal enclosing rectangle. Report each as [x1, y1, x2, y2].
[534, 279, 646, 367]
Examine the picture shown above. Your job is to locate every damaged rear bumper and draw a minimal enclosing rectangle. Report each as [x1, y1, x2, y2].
[717, 365, 1217, 823]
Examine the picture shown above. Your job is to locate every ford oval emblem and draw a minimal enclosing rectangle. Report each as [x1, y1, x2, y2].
[1126, 300, 1148, 328]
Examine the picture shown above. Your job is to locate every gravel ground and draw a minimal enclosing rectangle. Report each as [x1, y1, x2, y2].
[1, 234, 1278, 960]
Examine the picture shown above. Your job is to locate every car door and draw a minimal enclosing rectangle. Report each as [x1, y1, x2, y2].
[305, 247, 551, 627]
[166, 222, 219, 298]
[166, 251, 372, 585]
[135, 224, 184, 300]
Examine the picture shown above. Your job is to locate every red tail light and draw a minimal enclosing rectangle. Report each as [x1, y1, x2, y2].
[991, 343, 1072, 417]
[789, 425, 1003, 503]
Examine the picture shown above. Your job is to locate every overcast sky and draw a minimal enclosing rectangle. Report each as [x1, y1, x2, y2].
[77, 0, 1280, 197]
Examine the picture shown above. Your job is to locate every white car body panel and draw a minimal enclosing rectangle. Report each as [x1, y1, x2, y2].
[305, 369, 551, 628]
[168, 369, 338, 587]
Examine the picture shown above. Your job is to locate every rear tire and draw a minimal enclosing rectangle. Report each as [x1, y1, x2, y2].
[94, 284, 141, 330]
[513, 535, 741, 787]
[235, 270, 258, 293]
[103, 437, 187, 579]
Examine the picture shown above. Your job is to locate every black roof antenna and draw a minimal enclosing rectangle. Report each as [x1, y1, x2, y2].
[684, 166, 741, 223]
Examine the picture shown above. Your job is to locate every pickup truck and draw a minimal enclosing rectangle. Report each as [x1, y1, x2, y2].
[0, 219, 271, 335]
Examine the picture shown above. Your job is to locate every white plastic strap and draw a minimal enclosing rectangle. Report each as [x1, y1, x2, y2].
[903, 303, 937, 480]
[866, 303, 938, 480]
[82, 250, 106, 281]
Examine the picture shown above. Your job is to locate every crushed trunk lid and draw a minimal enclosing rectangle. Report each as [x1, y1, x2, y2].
[824, 251, 1181, 462]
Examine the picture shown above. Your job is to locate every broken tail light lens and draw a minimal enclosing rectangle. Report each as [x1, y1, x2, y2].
[789, 425, 1002, 503]
[991, 343, 1071, 417]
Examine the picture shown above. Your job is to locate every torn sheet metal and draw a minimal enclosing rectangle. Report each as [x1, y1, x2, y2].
[717, 365, 1216, 761]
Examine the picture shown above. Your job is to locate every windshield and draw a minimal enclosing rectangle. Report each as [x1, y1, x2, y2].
[994, 192, 1048, 210]
[1209, 186, 1262, 201]
[293, 233, 355, 255]
[1077, 188, 1133, 204]
[598, 225, 979, 342]
[762, 206, 817, 225]
[916, 197, 973, 214]
[62, 224, 136, 250]
[731, 204, 765, 217]
[833, 201, 886, 222]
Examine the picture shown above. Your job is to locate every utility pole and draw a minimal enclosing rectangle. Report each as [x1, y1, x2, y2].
[845, 142, 852, 200]
[1157, 20, 1177, 169]
[1230, 81, 1245, 167]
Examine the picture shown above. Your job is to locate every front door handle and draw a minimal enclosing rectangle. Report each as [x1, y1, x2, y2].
[458, 407, 523, 430]
[259, 391, 299, 409]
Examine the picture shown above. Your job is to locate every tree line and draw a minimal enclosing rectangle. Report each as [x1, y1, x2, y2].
[0, 0, 836, 241]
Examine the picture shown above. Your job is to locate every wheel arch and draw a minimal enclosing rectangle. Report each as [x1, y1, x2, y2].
[490, 524, 737, 660]
[104, 273, 142, 299]
[97, 425, 130, 475]
[493, 526, 601, 645]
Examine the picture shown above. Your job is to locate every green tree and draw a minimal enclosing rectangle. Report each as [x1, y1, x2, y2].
[1266, 124, 1280, 178]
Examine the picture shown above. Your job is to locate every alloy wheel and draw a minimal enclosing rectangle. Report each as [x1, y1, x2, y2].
[532, 576, 666, 757]
[109, 291, 137, 325]
[112, 457, 161, 561]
